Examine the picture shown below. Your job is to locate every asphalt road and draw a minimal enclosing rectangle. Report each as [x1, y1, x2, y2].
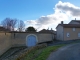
[47, 43, 80, 60]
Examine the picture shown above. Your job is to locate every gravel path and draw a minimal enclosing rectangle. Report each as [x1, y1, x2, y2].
[47, 43, 80, 60]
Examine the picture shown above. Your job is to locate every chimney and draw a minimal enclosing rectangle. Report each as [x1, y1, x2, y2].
[75, 18, 76, 20]
[51, 28, 52, 30]
[61, 21, 63, 24]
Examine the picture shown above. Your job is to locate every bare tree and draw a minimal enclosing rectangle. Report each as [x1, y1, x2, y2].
[10, 19, 17, 31]
[18, 20, 25, 32]
[1, 18, 17, 31]
[2, 18, 11, 30]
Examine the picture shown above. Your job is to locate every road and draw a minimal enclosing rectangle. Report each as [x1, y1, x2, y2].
[47, 43, 80, 60]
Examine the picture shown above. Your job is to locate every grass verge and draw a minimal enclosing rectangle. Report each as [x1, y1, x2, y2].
[35, 44, 65, 60]
[18, 44, 66, 60]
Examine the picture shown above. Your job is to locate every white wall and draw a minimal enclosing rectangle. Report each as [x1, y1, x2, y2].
[56, 25, 64, 40]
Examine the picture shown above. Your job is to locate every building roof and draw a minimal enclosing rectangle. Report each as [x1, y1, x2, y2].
[75, 20, 80, 23]
[69, 20, 80, 24]
[57, 24, 80, 28]
[56, 20, 80, 29]
[39, 29, 54, 34]
[0, 26, 10, 31]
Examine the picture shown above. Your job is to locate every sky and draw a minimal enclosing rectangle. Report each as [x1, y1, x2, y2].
[0, 0, 80, 31]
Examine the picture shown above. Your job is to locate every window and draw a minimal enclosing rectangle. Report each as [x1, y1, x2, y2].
[73, 28, 75, 31]
[67, 33, 70, 37]
[78, 33, 80, 37]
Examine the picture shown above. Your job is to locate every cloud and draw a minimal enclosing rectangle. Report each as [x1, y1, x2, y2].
[55, 1, 80, 17]
[24, 1, 80, 31]
[25, 12, 69, 31]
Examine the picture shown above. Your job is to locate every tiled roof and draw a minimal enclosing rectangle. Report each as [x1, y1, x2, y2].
[70, 20, 80, 23]
[75, 21, 80, 23]
[60, 24, 80, 28]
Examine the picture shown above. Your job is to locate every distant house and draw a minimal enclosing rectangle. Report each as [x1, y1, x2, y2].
[39, 29, 56, 34]
[56, 21, 80, 41]
[0, 26, 10, 32]
[39, 29, 56, 39]
[39, 29, 52, 33]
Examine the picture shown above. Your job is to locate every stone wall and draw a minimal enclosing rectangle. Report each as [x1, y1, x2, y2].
[0, 32, 54, 56]
[0, 32, 11, 56]
[11, 32, 53, 47]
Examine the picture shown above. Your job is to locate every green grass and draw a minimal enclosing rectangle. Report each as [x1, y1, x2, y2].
[21, 44, 66, 60]
[17, 49, 43, 60]
[35, 44, 65, 60]
[23, 49, 43, 60]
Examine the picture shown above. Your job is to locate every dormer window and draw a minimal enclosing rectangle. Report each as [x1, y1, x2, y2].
[73, 28, 75, 31]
